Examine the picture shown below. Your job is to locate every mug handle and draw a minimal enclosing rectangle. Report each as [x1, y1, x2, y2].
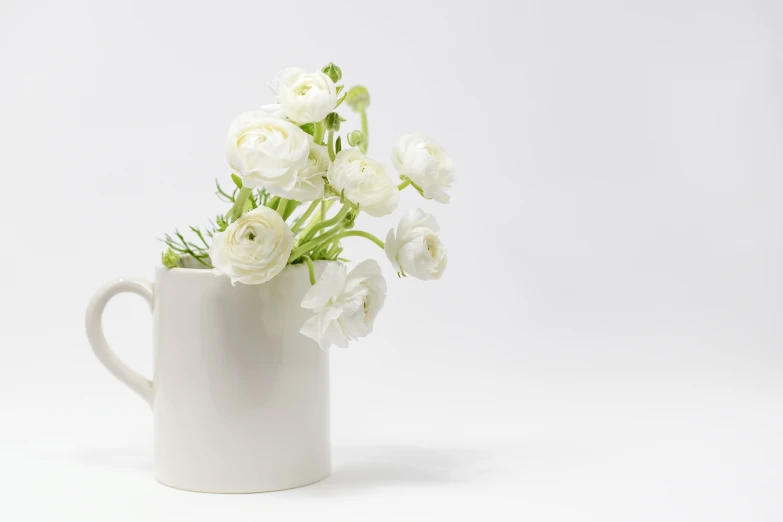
[85, 278, 155, 407]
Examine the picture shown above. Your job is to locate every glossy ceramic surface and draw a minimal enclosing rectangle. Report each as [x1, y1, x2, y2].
[85, 263, 331, 493]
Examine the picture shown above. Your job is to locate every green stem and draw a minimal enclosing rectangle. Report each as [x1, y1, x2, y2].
[228, 188, 252, 222]
[325, 242, 341, 259]
[408, 178, 426, 197]
[291, 200, 321, 234]
[216, 180, 236, 202]
[313, 121, 326, 145]
[327, 130, 336, 161]
[190, 227, 210, 249]
[283, 200, 300, 220]
[311, 237, 335, 258]
[331, 230, 385, 250]
[303, 202, 352, 243]
[302, 256, 316, 285]
[397, 179, 411, 191]
[290, 229, 384, 264]
[289, 227, 343, 263]
[300, 200, 333, 240]
[277, 198, 289, 218]
[360, 109, 368, 153]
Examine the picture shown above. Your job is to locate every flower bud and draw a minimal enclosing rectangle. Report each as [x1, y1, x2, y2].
[347, 130, 366, 147]
[325, 112, 341, 131]
[345, 86, 370, 112]
[320, 62, 342, 83]
[162, 248, 180, 268]
[342, 207, 359, 229]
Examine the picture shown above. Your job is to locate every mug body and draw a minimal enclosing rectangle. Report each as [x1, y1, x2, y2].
[152, 263, 331, 493]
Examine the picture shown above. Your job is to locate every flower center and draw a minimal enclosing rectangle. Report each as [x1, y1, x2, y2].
[295, 84, 312, 96]
[425, 237, 436, 255]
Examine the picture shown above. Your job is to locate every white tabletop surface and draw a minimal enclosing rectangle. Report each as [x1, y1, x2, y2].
[3, 339, 781, 522]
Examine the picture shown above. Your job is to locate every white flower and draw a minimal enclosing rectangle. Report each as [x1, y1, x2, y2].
[210, 206, 294, 285]
[385, 208, 447, 280]
[391, 133, 455, 203]
[300, 260, 387, 350]
[225, 111, 310, 197]
[327, 149, 400, 217]
[273, 67, 337, 124]
[285, 138, 329, 201]
[257, 103, 287, 119]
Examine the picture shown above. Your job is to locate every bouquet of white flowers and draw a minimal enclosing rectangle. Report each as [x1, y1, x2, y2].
[161, 63, 453, 350]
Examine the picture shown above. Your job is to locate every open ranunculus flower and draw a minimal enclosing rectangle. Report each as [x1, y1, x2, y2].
[274, 67, 337, 124]
[391, 133, 455, 204]
[327, 149, 399, 217]
[210, 206, 294, 285]
[299, 260, 387, 350]
[385, 208, 447, 280]
[225, 111, 310, 197]
[161, 62, 454, 349]
[285, 138, 329, 202]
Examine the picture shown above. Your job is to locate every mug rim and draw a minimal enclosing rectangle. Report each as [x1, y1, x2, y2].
[155, 259, 333, 276]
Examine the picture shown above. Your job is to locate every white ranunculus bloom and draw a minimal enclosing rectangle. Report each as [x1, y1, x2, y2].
[300, 260, 387, 350]
[327, 149, 400, 217]
[258, 103, 287, 119]
[210, 206, 294, 285]
[225, 111, 310, 196]
[391, 133, 455, 204]
[273, 67, 337, 124]
[385, 208, 447, 280]
[285, 138, 329, 201]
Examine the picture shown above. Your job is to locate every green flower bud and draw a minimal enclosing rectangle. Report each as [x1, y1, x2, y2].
[345, 86, 370, 112]
[162, 248, 180, 268]
[321, 62, 342, 83]
[347, 130, 366, 147]
[342, 211, 357, 229]
[325, 112, 341, 131]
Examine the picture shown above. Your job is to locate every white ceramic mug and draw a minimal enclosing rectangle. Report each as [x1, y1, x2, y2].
[85, 262, 331, 493]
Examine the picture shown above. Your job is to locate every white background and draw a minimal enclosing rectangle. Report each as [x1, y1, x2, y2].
[1, 0, 782, 520]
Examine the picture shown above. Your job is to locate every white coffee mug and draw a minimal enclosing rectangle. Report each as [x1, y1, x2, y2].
[85, 262, 331, 493]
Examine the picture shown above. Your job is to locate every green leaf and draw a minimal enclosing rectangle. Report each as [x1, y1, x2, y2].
[336, 84, 344, 95]
[334, 92, 348, 108]
[231, 173, 243, 189]
[215, 179, 236, 202]
[300, 123, 315, 136]
[335, 136, 342, 154]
